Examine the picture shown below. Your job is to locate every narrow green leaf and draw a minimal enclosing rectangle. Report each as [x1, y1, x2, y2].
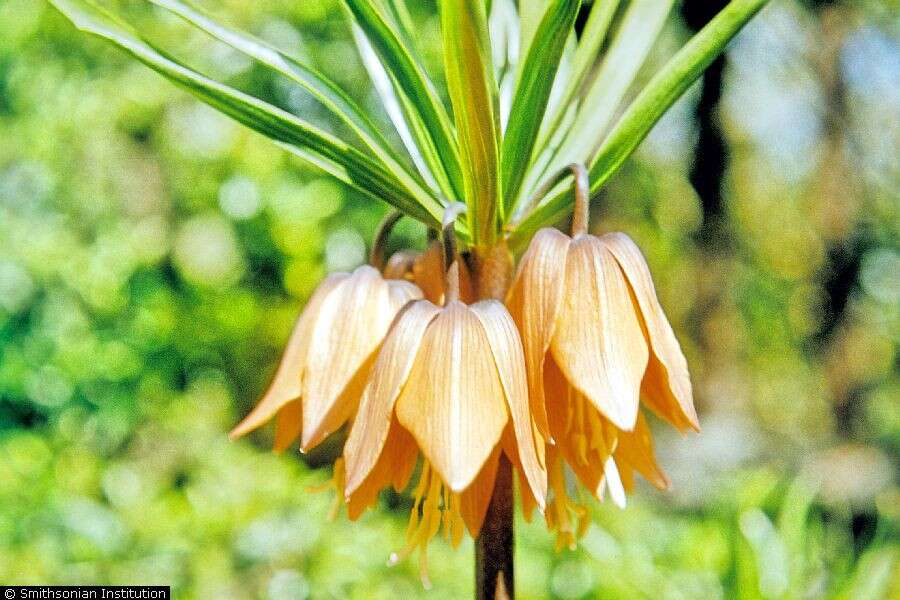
[500, 0, 580, 215]
[489, 0, 520, 129]
[510, 0, 770, 248]
[148, 0, 436, 208]
[533, 0, 620, 155]
[550, 0, 675, 172]
[517, 0, 543, 62]
[343, 0, 463, 200]
[441, 0, 502, 248]
[49, 0, 442, 227]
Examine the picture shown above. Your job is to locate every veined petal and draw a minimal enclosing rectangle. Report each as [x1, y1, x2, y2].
[396, 301, 509, 492]
[551, 235, 648, 431]
[387, 279, 424, 313]
[344, 300, 440, 495]
[229, 273, 347, 440]
[459, 446, 500, 536]
[601, 232, 699, 432]
[302, 266, 396, 449]
[506, 228, 570, 440]
[470, 300, 547, 508]
[615, 410, 670, 491]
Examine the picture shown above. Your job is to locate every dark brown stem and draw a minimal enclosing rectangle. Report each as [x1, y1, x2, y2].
[476, 455, 514, 600]
[369, 210, 403, 270]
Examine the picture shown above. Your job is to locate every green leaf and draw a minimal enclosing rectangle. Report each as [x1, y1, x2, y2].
[500, 0, 580, 215]
[343, 0, 462, 200]
[148, 0, 436, 208]
[517, 0, 544, 63]
[533, 0, 620, 157]
[49, 0, 443, 227]
[489, 0, 520, 128]
[441, 0, 502, 248]
[547, 0, 675, 174]
[510, 0, 770, 248]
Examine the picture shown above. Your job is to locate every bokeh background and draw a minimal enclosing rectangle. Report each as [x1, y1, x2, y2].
[0, 0, 897, 598]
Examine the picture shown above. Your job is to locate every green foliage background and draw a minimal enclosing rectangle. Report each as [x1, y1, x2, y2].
[0, 1, 896, 598]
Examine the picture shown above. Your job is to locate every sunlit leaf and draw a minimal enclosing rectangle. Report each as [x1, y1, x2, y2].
[148, 0, 436, 209]
[344, 0, 463, 200]
[545, 0, 675, 176]
[510, 0, 771, 247]
[441, 0, 501, 248]
[501, 0, 580, 214]
[49, 0, 443, 227]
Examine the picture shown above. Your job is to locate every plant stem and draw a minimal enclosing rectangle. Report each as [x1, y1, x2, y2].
[476, 454, 514, 600]
[473, 242, 516, 599]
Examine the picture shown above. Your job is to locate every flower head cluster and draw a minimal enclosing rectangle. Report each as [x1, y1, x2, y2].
[233, 177, 699, 575]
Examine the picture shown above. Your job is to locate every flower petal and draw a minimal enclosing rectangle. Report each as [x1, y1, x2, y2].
[470, 300, 546, 508]
[615, 410, 670, 491]
[551, 235, 649, 431]
[387, 279, 424, 313]
[413, 241, 476, 304]
[506, 228, 570, 440]
[273, 399, 302, 452]
[302, 266, 396, 449]
[343, 300, 440, 495]
[395, 301, 509, 492]
[458, 446, 500, 536]
[383, 250, 419, 280]
[346, 416, 419, 520]
[602, 232, 699, 432]
[229, 273, 347, 440]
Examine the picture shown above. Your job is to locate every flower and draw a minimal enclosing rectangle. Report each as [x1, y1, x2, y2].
[507, 228, 698, 547]
[229, 264, 422, 452]
[411, 240, 475, 304]
[340, 261, 546, 584]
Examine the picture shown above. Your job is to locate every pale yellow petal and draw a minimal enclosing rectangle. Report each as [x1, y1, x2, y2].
[413, 241, 475, 304]
[412, 241, 446, 304]
[343, 300, 440, 495]
[601, 232, 699, 432]
[614, 410, 670, 490]
[470, 300, 547, 508]
[229, 273, 346, 440]
[383, 250, 419, 280]
[458, 446, 500, 536]
[506, 228, 570, 440]
[395, 301, 509, 492]
[272, 399, 302, 453]
[387, 279, 424, 314]
[551, 235, 648, 431]
[600, 457, 626, 508]
[302, 266, 396, 449]
[346, 417, 419, 520]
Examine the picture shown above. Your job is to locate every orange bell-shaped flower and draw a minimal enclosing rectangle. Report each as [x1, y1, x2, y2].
[230, 213, 423, 453]
[340, 207, 546, 585]
[507, 165, 698, 547]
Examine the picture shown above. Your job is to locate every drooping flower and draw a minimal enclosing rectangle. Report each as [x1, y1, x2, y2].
[230, 247, 423, 453]
[507, 174, 698, 546]
[341, 256, 546, 585]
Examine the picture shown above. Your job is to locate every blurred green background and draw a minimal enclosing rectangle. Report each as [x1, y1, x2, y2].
[0, 0, 897, 598]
